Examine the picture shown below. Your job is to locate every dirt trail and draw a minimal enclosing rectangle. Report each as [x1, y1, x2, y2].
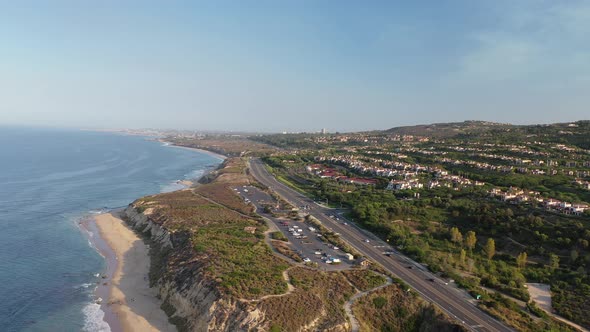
[343, 273, 393, 332]
[527, 283, 589, 332]
[242, 268, 296, 303]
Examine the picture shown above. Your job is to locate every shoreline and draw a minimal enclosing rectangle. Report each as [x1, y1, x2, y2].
[79, 144, 224, 331]
[79, 215, 123, 332]
[89, 211, 176, 332]
[157, 139, 228, 161]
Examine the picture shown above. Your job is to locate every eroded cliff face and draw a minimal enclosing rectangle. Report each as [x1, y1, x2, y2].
[123, 205, 269, 332]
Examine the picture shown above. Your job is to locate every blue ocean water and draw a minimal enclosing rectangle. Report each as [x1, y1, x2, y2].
[0, 127, 222, 332]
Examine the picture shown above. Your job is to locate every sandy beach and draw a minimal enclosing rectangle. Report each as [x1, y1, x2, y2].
[94, 212, 176, 332]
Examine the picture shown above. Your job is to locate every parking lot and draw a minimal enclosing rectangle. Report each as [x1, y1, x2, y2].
[233, 185, 353, 271]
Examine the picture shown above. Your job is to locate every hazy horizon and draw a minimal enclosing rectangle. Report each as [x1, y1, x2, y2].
[3, 118, 589, 136]
[2, 1, 590, 132]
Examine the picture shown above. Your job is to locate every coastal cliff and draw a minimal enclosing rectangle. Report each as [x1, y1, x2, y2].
[118, 157, 462, 332]
[123, 203, 268, 332]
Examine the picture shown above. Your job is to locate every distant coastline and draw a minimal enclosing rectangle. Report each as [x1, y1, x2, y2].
[82, 128, 228, 161]
[80, 141, 224, 332]
[157, 138, 228, 161]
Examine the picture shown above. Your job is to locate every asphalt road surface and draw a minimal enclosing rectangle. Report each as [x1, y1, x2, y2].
[248, 158, 513, 332]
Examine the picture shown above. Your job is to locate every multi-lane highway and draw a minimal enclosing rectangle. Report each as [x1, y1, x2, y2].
[249, 158, 513, 332]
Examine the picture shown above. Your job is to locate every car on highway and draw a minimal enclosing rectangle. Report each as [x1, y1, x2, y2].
[364, 239, 370, 243]
[248, 158, 512, 331]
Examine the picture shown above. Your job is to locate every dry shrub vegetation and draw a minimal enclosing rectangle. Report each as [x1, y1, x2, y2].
[192, 223, 289, 299]
[136, 190, 242, 230]
[169, 136, 277, 157]
[341, 269, 387, 292]
[134, 157, 468, 329]
[477, 292, 576, 332]
[258, 267, 356, 332]
[137, 189, 289, 299]
[133, 158, 289, 300]
[271, 239, 302, 262]
[194, 183, 254, 215]
[352, 284, 466, 332]
[194, 158, 255, 215]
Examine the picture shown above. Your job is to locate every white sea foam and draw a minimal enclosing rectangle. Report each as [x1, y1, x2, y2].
[82, 302, 111, 332]
[187, 169, 204, 179]
[89, 209, 108, 215]
[160, 181, 185, 193]
[87, 239, 98, 251]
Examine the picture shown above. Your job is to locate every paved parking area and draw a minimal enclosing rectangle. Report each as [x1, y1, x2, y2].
[233, 185, 353, 271]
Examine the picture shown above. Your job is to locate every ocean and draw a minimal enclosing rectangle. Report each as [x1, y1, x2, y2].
[0, 127, 222, 332]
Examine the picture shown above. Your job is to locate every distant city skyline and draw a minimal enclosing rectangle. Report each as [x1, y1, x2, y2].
[1, 1, 589, 132]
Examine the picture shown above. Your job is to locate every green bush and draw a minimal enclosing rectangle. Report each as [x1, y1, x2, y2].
[373, 296, 387, 309]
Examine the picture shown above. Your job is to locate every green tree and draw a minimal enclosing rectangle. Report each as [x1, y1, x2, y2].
[505, 208, 514, 218]
[549, 253, 560, 271]
[516, 252, 528, 269]
[485, 238, 495, 260]
[571, 250, 579, 263]
[465, 231, 477, 251]
[450, 227, 463, 245]
[459, 249, 466, 266]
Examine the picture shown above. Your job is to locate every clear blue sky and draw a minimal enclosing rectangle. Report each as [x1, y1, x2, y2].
[1, 1, 589, 132]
